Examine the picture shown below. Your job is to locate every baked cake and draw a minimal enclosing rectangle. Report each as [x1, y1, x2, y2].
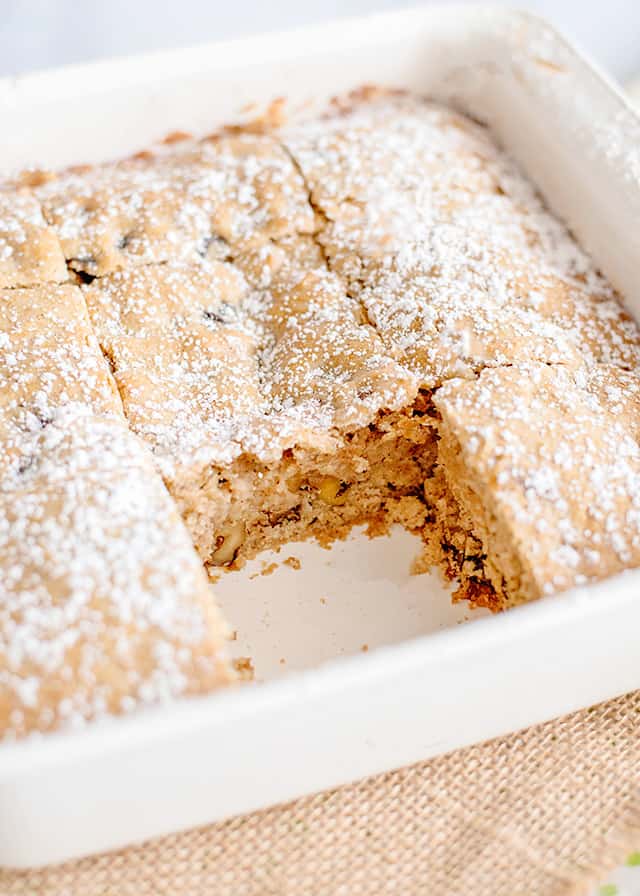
[0, 284, 232, 736]
[2, 89, 640, 737]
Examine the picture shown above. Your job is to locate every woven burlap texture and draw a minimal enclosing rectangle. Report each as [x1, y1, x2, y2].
[3, 690, 640, 896]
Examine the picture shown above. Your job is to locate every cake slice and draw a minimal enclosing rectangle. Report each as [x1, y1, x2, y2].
[0, 189, 67, 288]
[0, 284, 233, 737]
[283, 92, 640, 379]
[33, 134, 315, 277]
[82, 255, 428, 569]
[354, 242, 640, 383]
[281, 91, 508, 284]
[0, 283, 120, 440]
[432, 363, 640, 608]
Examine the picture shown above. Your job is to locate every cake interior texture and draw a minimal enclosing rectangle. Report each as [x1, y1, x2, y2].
[182, 397, 505, 610]
[3, 87, 640, 735]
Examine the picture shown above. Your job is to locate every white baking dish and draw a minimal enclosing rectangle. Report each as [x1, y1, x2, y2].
[2, 4, 640, 870]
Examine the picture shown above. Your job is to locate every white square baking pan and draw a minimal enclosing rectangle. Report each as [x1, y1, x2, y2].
[2, 4, 640, 870]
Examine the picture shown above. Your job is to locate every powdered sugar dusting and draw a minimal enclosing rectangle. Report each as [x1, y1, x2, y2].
[0, 190, 67, 288]
[282, 92, 640, 383]
[33, 134, 315, 277]
[435, 364, 640, 598]
[0, 409, 230, 738]
[0, 282, 230, 738]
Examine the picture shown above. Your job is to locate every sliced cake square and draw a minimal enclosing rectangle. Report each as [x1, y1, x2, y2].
[0, 282, 233, 737]
[34, 134, 315, 277]
[82, 255, 428, 569]
[432, 363, 640, 607]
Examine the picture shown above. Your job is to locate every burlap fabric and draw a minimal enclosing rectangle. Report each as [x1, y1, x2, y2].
[2, 690, 640, 896]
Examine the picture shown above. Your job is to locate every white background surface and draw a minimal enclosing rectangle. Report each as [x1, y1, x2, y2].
[0, 0, 639, 82]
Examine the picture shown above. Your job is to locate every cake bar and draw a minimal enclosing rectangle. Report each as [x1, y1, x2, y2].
[433, 364, 640, 606]
[354, 243, 640, 386]
[281, 92, 509, 284]
[0, 283, 232, 736]
[83, 254, 423, 568]
[33, 134, 315, 277]
[282, 92, 640, 381]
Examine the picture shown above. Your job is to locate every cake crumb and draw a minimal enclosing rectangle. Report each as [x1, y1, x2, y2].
[283, 556, 301, 570]
[162, 130, 192, 145]
[233, 657, 255, 680]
